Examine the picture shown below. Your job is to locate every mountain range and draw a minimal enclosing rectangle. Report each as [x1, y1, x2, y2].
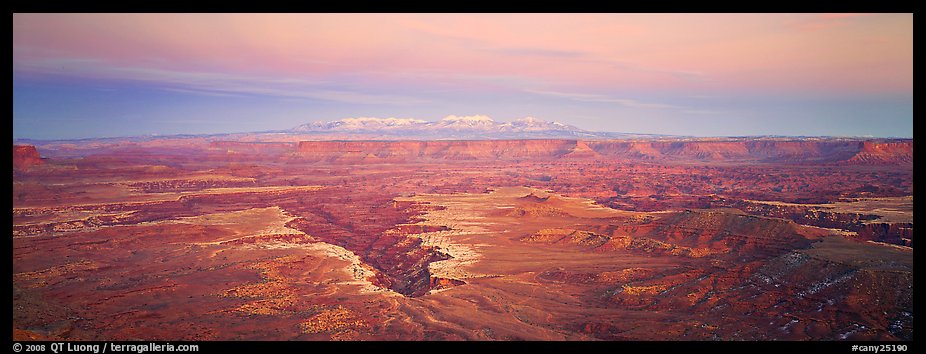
[291, 115, 646, 139]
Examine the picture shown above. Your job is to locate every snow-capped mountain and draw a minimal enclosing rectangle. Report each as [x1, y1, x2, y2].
[293, 117, 428, 131]
[501, 117, 576, 132]
[292, 115, 596, 139]
[428, 115, 499, 130]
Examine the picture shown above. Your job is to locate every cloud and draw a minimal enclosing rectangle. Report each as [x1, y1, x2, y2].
[488, 47, 585, 58]
[160, 87, 247, 98]
[611, 62, 709, 83]
[680, 109, 724, 115]
[15, 57, 429, 106]
[525, 89, 682, 109]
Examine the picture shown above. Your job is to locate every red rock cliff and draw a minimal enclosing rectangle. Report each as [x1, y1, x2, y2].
[13, 145, 43, 170]
[585, 139, 911, 164]
[297, 140, 579, 161]
[294, 139, 912, 164]
[847, 141, 913, 164]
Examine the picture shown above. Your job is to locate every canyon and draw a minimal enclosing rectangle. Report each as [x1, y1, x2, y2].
[12, 137, 913, 341]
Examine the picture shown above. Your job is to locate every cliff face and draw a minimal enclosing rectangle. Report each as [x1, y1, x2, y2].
[857, 223, 914, 246]
[584, 140, 865, 163]
[208, 141, 295, 155]
[294, 139, 912, 164]
[13, 145, 43, 170]
[847, 141, 913, 164]
[297, 140, 578, 162]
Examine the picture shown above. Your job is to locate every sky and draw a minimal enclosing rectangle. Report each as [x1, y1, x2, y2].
[13, 13, 913, 140]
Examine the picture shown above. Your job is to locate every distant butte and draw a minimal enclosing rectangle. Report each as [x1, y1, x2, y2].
[290, 139, 912, 165]
[13, 144, 43, 170]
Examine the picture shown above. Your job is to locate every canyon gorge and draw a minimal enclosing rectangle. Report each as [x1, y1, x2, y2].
[12, 137, 913, 340]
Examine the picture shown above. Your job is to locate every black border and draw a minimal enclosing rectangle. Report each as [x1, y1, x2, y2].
[6, 340, 913, 352]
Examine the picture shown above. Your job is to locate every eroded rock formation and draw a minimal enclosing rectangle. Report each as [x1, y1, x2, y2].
[13, 145, 43, 170]
[291, 139, 913, 164]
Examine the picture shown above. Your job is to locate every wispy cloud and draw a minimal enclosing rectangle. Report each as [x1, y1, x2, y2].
[161, 87, 247, 98]
[611, 62, 709, 83]
[527, 89, 725, 116]
[16, 57, 429, 105]
[525, 89, 682, 109]
[680, 109, 724, 115]
[488, 47, 585, 58]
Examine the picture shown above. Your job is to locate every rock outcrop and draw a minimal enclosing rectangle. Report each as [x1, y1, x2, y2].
[293, 139, 912, 164]
[846, 141, 913, 164]
[857, 222, 914, 246]
[584, 140, 885, 163]
[13, 145, 43, 170]
[297, 140, 579, 162]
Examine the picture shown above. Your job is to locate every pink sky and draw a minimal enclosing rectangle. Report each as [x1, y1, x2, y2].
[12, 14, 913, 139]
[13, 13, 912, 96]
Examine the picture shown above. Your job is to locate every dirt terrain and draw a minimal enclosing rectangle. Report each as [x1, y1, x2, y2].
[12, 138, 913, 340]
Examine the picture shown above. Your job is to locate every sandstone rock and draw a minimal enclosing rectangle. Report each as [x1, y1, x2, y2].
[13, 145, 43, 170]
